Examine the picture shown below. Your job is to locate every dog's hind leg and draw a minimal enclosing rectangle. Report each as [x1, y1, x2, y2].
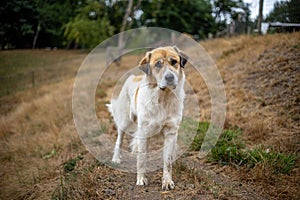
[112, 128, 124, 164]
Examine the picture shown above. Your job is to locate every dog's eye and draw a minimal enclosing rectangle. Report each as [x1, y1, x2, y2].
[170, 59, 177, 66]
[155, 60, 162, 68]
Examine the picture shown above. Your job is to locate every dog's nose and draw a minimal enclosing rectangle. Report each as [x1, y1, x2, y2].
[165, 73, 174, 82]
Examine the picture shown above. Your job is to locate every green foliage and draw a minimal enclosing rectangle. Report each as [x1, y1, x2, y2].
[191, 122, 297, 174]
[0, 0, 258, 48]
[42, 149, 57, 160]
[209, 129, 245, 165]
[64, 17, 114, 49]
[212, 0, 252, 31]
[106, 1, 129, 33]
[244, 147, 297, 174]
[139, 0, 215, 39]
[266, 0, 300, 23]
[0, 0, 78, 48]
[64, 155, 83, 173]
[190, 122, 209, 151]
[63, 1, 114, 49]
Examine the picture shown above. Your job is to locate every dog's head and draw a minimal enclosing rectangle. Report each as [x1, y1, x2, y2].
[139, 46, 188, 90]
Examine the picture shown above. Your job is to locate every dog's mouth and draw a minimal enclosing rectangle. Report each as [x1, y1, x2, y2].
[159, 85, 176, 91]
[158, 75, 178, 91]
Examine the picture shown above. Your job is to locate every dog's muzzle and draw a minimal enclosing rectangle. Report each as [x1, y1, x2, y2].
[165, 73, 174, 83]
[159, 73, 177, 91]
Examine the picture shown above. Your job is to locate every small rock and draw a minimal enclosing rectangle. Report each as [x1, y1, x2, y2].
[104, 189, 116, 196]
[128, 185, 134, 190]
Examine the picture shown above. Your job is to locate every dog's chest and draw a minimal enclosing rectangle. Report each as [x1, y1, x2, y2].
[137, 88, 184, 124]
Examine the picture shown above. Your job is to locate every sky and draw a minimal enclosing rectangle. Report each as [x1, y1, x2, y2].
[243, 0, 287, 20]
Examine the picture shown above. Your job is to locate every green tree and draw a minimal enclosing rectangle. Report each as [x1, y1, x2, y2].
[32, 0, 75, 49]
[138, 0, 215, 39]
[0, 0, 34, 49]
[0, 0, 78, 49]
[266, 0, 300, 23]
[64, 0, 114, 49]
[288, 0, 300, 22]
[212, 0, 250, 31]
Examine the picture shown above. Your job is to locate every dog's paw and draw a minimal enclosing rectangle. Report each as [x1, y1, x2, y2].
[162, 178, 175, 190]
[112, 154, 121, 164]
[112, 150, 122, 164]
[136, 175, 148, 186]
[111, 157, 121, 164]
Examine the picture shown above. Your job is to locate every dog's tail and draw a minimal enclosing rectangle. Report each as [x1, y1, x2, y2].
[105, 103, 114, 117]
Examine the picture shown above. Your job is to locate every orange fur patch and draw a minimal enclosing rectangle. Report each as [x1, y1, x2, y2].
[150, 50, 178, 64]
[134, 87, 139, 108]
[133, 75, 143, 82]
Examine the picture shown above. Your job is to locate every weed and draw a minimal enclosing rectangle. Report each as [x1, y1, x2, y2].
[42, 149, 57, 160]
[63, 156, 83, 173]
[191, 122, 297, 174]
[244, 147, 297, 174]
[52, 173, 68, 200]
[178, 117, 200, 147]
[221, 46, 244, 58]
[190, 122, 209, 151]
[96, 88, 107, 98]
[209, 128, 245, 165]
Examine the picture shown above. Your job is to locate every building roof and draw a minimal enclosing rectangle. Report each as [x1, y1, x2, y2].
[269, 22, 300, 27]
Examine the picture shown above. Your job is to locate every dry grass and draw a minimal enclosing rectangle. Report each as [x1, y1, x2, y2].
[0, 33, 299, 199]
[0, 50, 86, 76]
[200, 33, 300, 199]
[201, 34, 300, 147]
[0, 79, 83, 199]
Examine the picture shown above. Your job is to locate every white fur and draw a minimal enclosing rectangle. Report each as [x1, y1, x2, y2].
[107, 49, 186, 190]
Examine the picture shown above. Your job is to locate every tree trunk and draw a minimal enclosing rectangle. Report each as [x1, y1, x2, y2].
[118, 0, 133, 50]
[128, 0, 142, 28]
[32, 21, 41, 49]
[257, 0, 264, 34]
[1, 35, 5, 50]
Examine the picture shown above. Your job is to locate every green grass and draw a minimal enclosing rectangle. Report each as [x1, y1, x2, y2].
[178, 117, 201, 147]
[0, 50, 86, 96]
[0, 50, 84, 76]
[242, 147, 297, 174]
[191, 122, 297, 174]
[190, 121, 210, 151]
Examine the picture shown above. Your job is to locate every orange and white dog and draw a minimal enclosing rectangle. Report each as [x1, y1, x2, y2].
[107, 46, 188, 190]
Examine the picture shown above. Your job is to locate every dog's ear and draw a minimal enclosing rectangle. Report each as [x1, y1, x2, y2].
[173, 46, 188, 68]
[139, 51, 152, 75]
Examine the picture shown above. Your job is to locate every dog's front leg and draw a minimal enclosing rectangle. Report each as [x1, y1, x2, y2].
[136, 129, 148, 186]
[162, 129, 178, 190]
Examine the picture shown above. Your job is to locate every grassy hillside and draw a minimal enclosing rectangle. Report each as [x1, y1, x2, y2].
[0, 33, 299, 199]
[0, 50, 87, 97]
